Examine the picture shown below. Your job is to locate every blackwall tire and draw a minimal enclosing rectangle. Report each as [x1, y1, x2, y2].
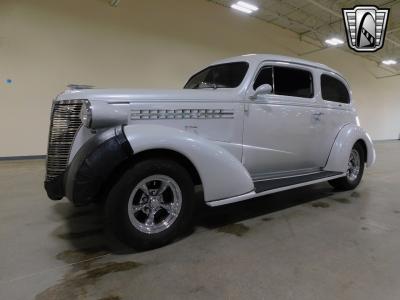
[329, 142, 365, 191]
[106, 158, 195, 250]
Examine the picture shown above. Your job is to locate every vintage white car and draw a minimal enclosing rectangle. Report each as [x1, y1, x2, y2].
[45, 54, 375, 249]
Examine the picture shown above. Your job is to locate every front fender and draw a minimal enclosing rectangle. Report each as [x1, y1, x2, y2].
[44, 126, 133, 205]
[324, 124, 376, 173]
[123, 124, 254, 202]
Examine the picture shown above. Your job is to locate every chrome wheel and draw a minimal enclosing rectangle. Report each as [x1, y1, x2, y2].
[347, 149, 361, 182]
[127, 175, 182, 234]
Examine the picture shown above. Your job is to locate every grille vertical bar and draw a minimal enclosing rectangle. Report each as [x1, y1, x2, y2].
[45, 100, 83, 182]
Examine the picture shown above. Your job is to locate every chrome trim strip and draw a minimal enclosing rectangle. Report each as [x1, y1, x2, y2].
[207, 173, 346, 207]
[252, 171, 322, 182]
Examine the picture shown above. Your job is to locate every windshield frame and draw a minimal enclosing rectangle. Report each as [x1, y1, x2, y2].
[184, 62, 250, 89]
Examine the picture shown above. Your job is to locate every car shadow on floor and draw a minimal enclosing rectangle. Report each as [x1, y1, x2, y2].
[194, 183, 335, 229]
[50, 183, 335, 254]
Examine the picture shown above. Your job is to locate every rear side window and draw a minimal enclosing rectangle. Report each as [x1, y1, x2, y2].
[321, 74, 350, 104]
[274, 67, 313, 98]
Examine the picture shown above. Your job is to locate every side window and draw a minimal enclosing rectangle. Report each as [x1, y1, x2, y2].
[253, 67, 273, 90]
[274, 67, 314, 98]
[321, 74, 350, 104]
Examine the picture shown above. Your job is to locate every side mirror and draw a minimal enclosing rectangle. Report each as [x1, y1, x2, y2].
[249, 84, 272, 99]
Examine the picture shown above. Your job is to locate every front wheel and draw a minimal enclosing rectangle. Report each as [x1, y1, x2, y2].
[106, 159, 195, 250]
[329, 142, 365, 191]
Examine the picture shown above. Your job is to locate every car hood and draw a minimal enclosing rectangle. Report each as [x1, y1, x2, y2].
[56, 88, 239, 103]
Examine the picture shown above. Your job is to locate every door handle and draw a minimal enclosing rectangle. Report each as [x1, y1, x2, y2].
[312, 112, 324, 121]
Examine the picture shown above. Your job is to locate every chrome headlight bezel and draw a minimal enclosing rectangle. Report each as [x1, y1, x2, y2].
[80, 100, 92, 128]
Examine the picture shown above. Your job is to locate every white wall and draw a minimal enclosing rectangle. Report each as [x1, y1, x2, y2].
[0, 0, 399, 157]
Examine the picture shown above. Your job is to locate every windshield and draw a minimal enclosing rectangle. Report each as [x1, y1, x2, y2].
[184, 62, 249, 89]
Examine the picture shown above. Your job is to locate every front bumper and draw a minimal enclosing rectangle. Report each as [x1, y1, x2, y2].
[44, 126, 132, 205]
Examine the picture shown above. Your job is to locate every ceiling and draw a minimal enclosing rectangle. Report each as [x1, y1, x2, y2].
[209, 0, 400, 78]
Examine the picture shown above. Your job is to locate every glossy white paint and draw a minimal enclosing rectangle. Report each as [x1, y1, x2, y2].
[89, 101, 129, 129]
[123, 124, 254, 202]
[241, 60, 356, 179]
[58, 88, 241, 103]
[243, 100, 324, 176]
[57, 54, 375, 205]
[324, 123, 376, 172]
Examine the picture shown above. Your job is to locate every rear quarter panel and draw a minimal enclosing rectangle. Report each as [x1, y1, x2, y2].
[324, 123, 376, 172]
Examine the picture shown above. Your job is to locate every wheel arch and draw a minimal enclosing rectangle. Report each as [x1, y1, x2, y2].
[122, 124, 254, 202]
[98, 149, 202, 203]
[130, 149, 202, 185]
[355, 139, 367, 163]
[324, 124, 376, 173]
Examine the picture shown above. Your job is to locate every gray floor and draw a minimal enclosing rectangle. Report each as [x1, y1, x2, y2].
[0, 141, 399, 300]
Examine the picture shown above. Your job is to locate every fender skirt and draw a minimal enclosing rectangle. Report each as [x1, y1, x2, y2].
[44, 126, 132, 206]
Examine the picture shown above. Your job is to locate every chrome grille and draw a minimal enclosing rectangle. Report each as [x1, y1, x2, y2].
[45, 100, 83, 182]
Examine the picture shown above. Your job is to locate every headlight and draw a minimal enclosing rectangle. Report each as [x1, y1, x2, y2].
[80, 100, 92, 128]
[79, 100, 128, 129]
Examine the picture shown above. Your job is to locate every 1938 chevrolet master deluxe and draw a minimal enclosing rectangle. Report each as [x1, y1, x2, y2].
[44, 54, 375, 249]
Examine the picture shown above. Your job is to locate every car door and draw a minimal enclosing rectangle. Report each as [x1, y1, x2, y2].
[242, 63, 327, 179]
[319, 72, 355, 164]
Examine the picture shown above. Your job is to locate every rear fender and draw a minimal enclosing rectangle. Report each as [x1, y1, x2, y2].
[123, 124, 254, 202]
[324, 124, 376, 173]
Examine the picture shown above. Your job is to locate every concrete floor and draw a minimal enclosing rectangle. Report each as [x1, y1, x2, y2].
[0, 141, 399, 300]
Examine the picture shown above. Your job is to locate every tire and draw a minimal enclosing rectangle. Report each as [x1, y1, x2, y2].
[329, 142, 365, 191]
[106, 158, 195, 250]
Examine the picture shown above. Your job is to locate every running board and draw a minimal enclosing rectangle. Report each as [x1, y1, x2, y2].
[254, 171, 342, 193]
[207, 171, 345, 207]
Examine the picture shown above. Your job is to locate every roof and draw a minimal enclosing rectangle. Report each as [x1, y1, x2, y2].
[211, 54, 339, 74]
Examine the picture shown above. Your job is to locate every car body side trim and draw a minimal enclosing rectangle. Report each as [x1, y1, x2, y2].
[254, 171, 341, 192]
[252, 170, 321, 182]
[207, 173, 345, 207]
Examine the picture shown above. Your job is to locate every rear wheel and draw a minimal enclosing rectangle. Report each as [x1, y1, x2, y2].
[106, 158, 195, 250]
[329, 142, 365, 191]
